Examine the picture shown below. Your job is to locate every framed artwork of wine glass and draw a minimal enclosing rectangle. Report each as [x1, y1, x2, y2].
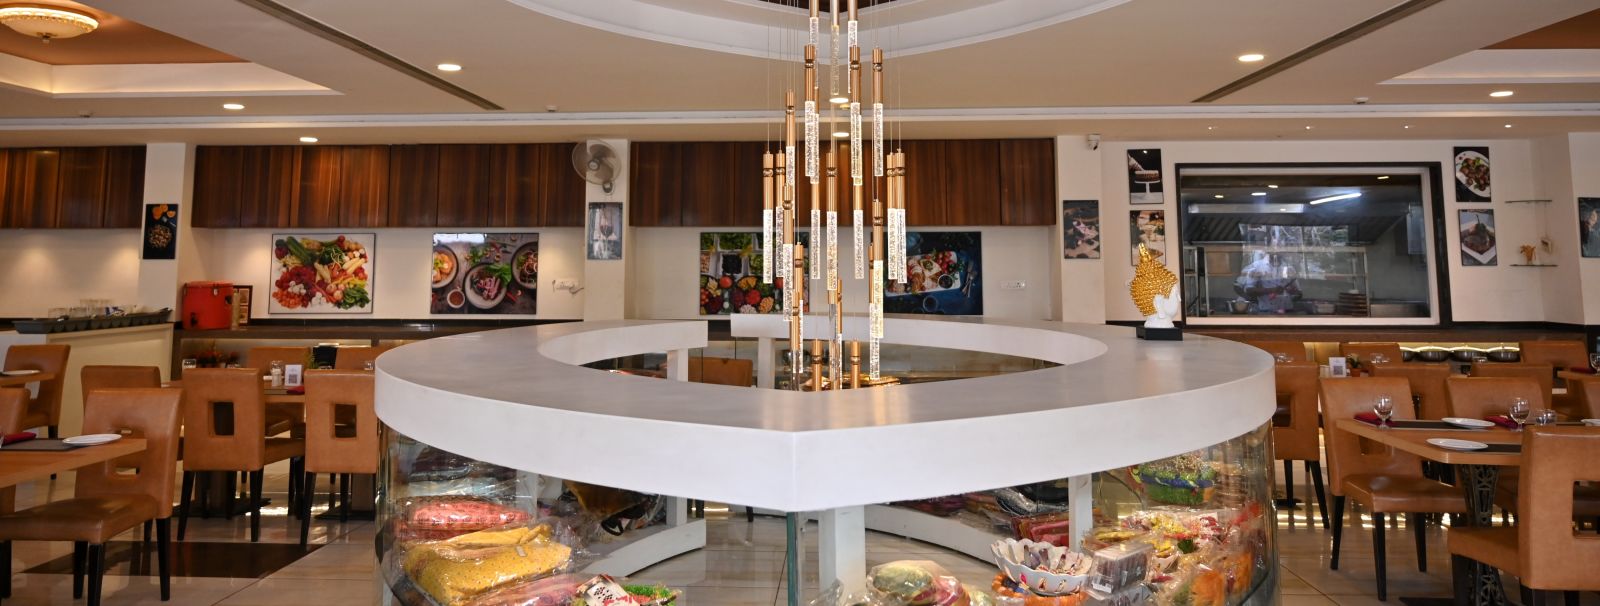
[588, 202, 623, 260]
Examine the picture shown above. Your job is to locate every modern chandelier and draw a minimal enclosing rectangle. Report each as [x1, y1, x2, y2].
[762, 0, 907, 390]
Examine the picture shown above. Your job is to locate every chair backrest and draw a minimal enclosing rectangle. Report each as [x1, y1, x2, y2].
[1369, 363, 1453, 419]
[1339, 342, 1403, 364]
[302, 370, 378, 475]
[1470, 362, 1553, 407]
[1570, 376, 1600, 420]
[0, 388, 28, 435]
[1445, 376, 1544, 420]
[244, 346, 311, 377]
[333, 345, 395, 370]
[1517, 426, 1600, 590]
[1319, 377, 1423, 496]
[1518, 340, 1588, 372]
[1248, 341, 1310, 363]
[689, 357, 754, 387]
[1271, 362, 1321, 461]
[81, 365, 162, 393]
[180, 368, 267, 471]
[4, 344, 70, 424]
[74, 388, 182, 518]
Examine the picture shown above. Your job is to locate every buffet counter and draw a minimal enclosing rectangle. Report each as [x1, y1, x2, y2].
[375, 317, 1278, 605]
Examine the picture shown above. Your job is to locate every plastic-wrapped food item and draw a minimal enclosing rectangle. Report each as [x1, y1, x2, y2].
[1131, 454, 1217, 507]
[410, 446, 518, 483]
[399, 496, 533, 542]
[468, 573, 588, 606]
[1012, 512, 1072, 545]
[405, 524, 574, 606]
[1086, 584, 1149, 606]
[990, 574, 1087, 606]
[867, 560, 989, 606]
[1089, 542, 1151, 594]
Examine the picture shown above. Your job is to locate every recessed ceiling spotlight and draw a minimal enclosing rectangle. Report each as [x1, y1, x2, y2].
[1237, 53, 1265, 63]
[1489, 90, 1514, 98]
[832, 130, 849, 138]
[437, 63, 462, 72]
[1207, 126, 1216, 131]
[1403, 125, 1412, 129]
[829, 95, 849, 104]
[1377, 175, 1390, 180]
[1251, 192, 1267, 197]
[1267, 184, 1279, 189]
[1304, 125, 1313, 130]
[222, 103, 245, 110]
[1214, 194, 1224, 199]
[1504, 123, 1513, 128]
[299, 136, 319, 143]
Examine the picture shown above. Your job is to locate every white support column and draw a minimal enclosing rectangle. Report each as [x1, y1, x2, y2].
[819, 506, 867, 597]
[1068, 474, 1094, 551]
[1055, 135, 1107, 324]
[756, 336, 775, 388]
[136, 143, 198, 314]
[584, 138, 628, 321]
[664, 348, 691, 526]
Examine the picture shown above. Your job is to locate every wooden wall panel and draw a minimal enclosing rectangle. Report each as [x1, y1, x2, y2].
[943, 140, 1000, 226]
[680, 142, 734, 226]
[435, 145, 493, 228]
[238, 147, 300, 228]
[539, 144, 585, 227]
[900, 140, 945, 226]
[999, 139, 1056, 226]
[193, 146, 243, 228]
[3, 148, 61, 229]
[629, 143, 681, 227]
[0, 151, 9, 227]
[54, 147, 109, 228]
[101, 147, 146, 228]
[296, 146, 342, 228]
[387, 145, 439, 227]
[495, 144, 540, 228]
[337, 145, 388, 227]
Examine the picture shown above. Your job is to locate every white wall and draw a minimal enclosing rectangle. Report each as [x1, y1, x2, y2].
[1571, 133, 1600, 325]
[1093, 139, 1544, 323]
[1056, 135, 1106, 323]
[1533, 135, 1581, 325]
[0, 230, 142, 317]
[629, 225, 1055, 321]
[197, 227, 586, 320]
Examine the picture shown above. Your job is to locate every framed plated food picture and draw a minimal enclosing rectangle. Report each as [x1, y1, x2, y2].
[431, 233, 538, 314]
[1459, 210, 1496, 266]
[1453, 146, 1491, 202]
[885, 231, 983, 315]
[269, 233, 375, 314]
[142, 204, 178, 260]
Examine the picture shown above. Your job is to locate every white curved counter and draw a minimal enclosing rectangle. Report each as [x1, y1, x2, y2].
[375, 316, 1275, 513]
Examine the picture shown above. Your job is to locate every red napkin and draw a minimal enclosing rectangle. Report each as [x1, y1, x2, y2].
[1483, 415, 1518, 430]
[1567, 366, 1596, 375]
[3, 431, 36, 445]
[287, 386, 305, 395]
[1355, 412, 1392, 427]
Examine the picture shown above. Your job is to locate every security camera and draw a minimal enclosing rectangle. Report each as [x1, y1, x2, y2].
[1087, 134, 1101, 151]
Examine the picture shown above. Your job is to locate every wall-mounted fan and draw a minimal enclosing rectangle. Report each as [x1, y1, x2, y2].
[572, 140, 619, 194]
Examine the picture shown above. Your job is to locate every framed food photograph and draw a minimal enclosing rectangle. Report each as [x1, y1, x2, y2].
[699, 232, 803, 315]
[1453, 146, 1491, 202]
[1130, 210, 1166, 266]
[431, 233, 538, 315]
[886, 231, 983, 315]
[233, 285, 253, 326]
[1062, 200, 1101, 259]
[1459, 209, 1497, 266]
[1127, 149, 1164, 205]
[141, 204, 178, 260]
[587, 202, 623, 260]
[1580, 198, 1600, 259]
[268, 233, 375, 314]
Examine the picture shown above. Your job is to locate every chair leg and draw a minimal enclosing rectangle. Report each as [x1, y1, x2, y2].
[48, 425, 58, 480]
[746, 506, 755, 523]
[156, 518, 171, 601]
[1283, 460, 1296, 521]
[224, 473, 237, 519]
[177, 471, 195, 541]
[1564, 591, 1579, 606]
[339, 474, 351, 523]
[1372, 512, 1388, 601]
[85, 543, 105, 606]
[300, 471, 316, 547]
[197, 472, 212, 519]
[249, 469, 265, 543]
[0, 540, 10, 599]
[1410, 513, 1427, 572]
[142, 520, 153, 555]
[71, 541, 86, 599]
[1330, 496, 1346, 570]
[1308, 460, 1329, 529]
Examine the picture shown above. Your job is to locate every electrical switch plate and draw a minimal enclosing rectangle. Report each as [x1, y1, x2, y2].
[1001, 280, 1026, 290]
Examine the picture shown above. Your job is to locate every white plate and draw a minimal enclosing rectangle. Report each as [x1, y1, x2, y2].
[0, 369, 40, 376]
[1582, 419, 1600, 427]
[1427, 438, 1488, 451]
[1455, 150, 1491, 197]
[1441, 417, 1495, 429]
[63, 434, 122, 447]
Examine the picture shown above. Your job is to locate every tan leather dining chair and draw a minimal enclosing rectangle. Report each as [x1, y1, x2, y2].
[1321, 377, 1465, 600]
[1469, 362, 1554, 408]
[3, 344, 70, 438]
[297, 370, 377, 546]
[177, 368, 305, 542]
[1450, 426, 1600, 603]
[1569, 375, 1600, 419]
[1517, 340, 1587, 372]
[1247, 340, 1309, 362]
[333, 345, 395, 370]
[82, 365, 165, 471]
[1272, 362, 1327, 527]
[1370, 363, 1452, 420]
[1445, 376, 1545, 420]
[0, 388, 181, 606]
[1340, 342, 1403, 365]
[244, 346, 311, 375]
[689, 356, 754, 387]
[0, 389, 27, 516]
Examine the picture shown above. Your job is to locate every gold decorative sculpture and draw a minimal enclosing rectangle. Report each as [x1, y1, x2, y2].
[1130, 244, 1180, 328]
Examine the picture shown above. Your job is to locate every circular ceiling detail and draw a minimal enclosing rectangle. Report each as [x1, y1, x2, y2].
[506, 0, 1130, 59]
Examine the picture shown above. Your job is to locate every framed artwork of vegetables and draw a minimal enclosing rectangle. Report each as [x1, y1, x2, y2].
[269, 233, 376, 314]
[431, 233, 538, 315]
[699, 232, 803, 315]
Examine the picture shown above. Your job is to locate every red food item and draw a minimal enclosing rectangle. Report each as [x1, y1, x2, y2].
[745, 289, 761, 306]
[704, 297, 723, 314]
[399, 497, 532, 542]
[718, 275, 733, 289]
[466, 573, 587, 606]
[274, 246, 288, 259]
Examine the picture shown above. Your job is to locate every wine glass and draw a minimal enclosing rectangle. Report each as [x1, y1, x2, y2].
[1371, 353, 1389, 365]
[1509, 397, 1530, 430]
[1273, 353, 1291, 364]
[1374, 396, 1395, 428]
[1534, 409, 1557, 426]
[1588, 353, 1600, 373]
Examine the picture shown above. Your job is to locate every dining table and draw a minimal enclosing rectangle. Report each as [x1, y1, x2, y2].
[0, 370, 58, 389]
[0, 438, 147, 488]
[1334, 418, 1570, 606]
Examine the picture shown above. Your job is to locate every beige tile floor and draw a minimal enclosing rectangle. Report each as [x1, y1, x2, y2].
[3, 461, 1594, 605]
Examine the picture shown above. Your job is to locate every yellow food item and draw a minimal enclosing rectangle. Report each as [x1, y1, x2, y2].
[405, 525, 573, 606]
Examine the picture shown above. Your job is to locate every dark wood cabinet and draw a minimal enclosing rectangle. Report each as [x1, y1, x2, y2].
[999, 139, 1056, 226]
[3, 148, 62, 229]
[0, 147, 145, 229]
[630, 142, 682, 227]
[435, 145, 494, 228]
[941, 140, 1001, 225]
[102, 147, 146, 228]
[386, 145, 439, 227]
[54, 147, 109, 229]
[537, 145, 585, 228]
[296, 146, 343, 228]
[193, 146, 243, 228]
[337, 146, 389, 228]
[237, 147, 300, 228]
[900, 140, 946, 226]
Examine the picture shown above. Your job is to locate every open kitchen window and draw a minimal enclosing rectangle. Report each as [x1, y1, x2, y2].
[1177, 165, 1441, 325]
